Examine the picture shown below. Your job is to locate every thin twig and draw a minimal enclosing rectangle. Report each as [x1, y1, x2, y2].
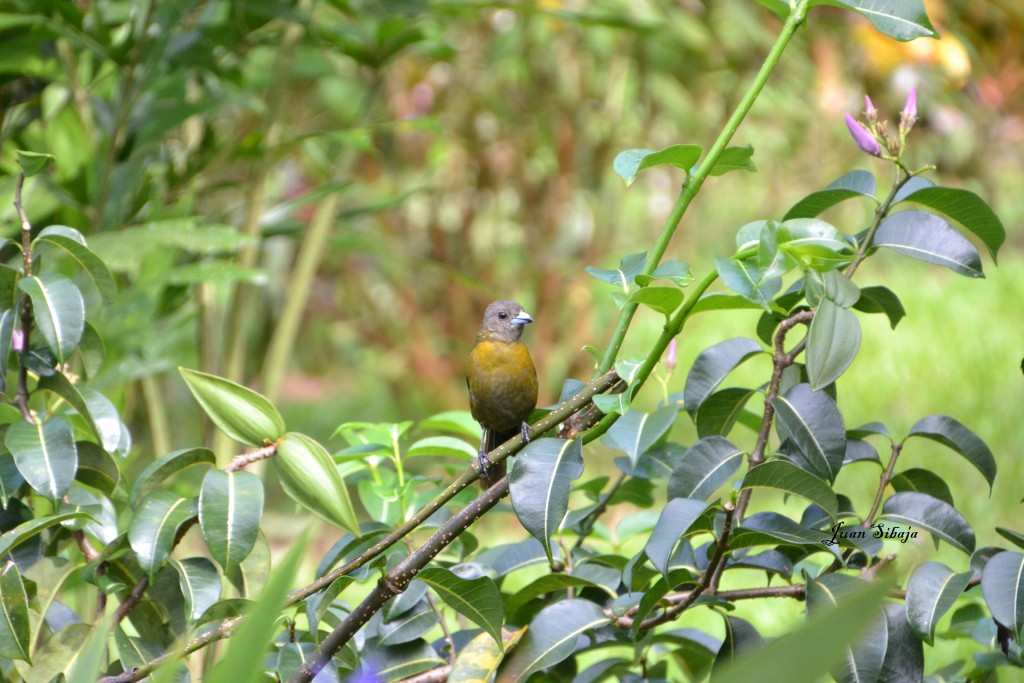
[12, 172, 36, 423]
[863, 442, 903, 527]
[225, 444, 278, 472]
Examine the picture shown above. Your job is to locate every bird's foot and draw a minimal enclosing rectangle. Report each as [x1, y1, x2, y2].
[520, 421, 532, 444]
[477, 449, 494, 486]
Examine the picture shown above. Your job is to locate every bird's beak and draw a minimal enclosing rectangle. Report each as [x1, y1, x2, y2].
[511, 310, 534, 325]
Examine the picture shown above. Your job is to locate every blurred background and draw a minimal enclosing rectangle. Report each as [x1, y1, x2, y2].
[1, 0, 1021, 575]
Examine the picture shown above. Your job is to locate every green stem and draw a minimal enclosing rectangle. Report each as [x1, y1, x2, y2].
[596, 2, 809, 375]
[844, 166, 915, 278]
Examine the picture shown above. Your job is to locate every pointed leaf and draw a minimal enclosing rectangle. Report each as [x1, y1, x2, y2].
[853, 286, 906, 329]
[806, 575, 887, 683]
[635, 259, 693, 288]
[405, 435, 476, 459]
[0, 512, 95, 558]
[415, 567, 504, 648]
[510, 438, 584, 564]
[17, 150, 55, 176]
[495, 599, 609, 683]
[713, 616, 763, 670]
[613, 145, 703, 185]
[771, 384, 845, 483]
[128, 490, 198, 577]
[890, 468, 954, 506]
[783, 170, 877, 220]
[899, 186, 1004, 261]
[668, 436, 744, 501]
[130, 448, 216, 506]
[626, 286, 684, 319]
[905, 561, 972, 644]
[741, 460, 838, 518]
[179, 368, 285, 446]
[715, 255, 780, 309]
[0, 562, 30, 662]
[603, 406, 678, 467]
[684, 337, 764, 412]
[880, 602, 924, 682]
[199, 469, 264, 572]
[874, 210, 983, 277]
[806, 299, 861, 390]
[707, 145, 756, 176]
[171, 557, 222, 623]
[6, 418, 78, 503]
[275, 432, 359, 535]
[981, 551, 1024, 641]
[695, 387, 759, 438]
[880, 492, 974, 554]
[585, 252, 647, 289]
[75, 441, 120, 496]
[811, 0, 936, 41]
[906, 414, 996, 491]
[18, 273, 85, 362]
[35, 226, 117, 305]
[644, 498, 711, 577]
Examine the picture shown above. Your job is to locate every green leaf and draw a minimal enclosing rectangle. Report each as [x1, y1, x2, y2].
[668, 436, 744, 501]
[811, 0, 936, 41]
[756, 0, 790, 20]
[634, 259, 693, 287]
[199, 469, 264, 573]
[130, 448, 216, 507]
[880, 603, 924, 681]
[34, 226, 117, 305]
[714, 255, 780, 309]
[898, 186, 1004, 261]
[805, 269, 860, 308]
[731, 512, 841, 559]
[996, 527, 1024, 552]
[417, 410, 480, 438]
[683, 337, 764, 412]
[171, 557, 222, 623]
[509, 438, 584, 565]
[77, 323, 106, 379]
[0, 309, 15, 392]
[713, 615, 763, 671]
[66, 611, 117, 683]
[805, 575, 888, 683]
[626, 286, 684, 319]
[603, 406, 678, 467]
[0, 452, 25, 509]
[906, 415, 996, 491]
[37, 372, 124, 453]
[695, 387, 759, 438]
[853, 286, 906, 329]
[783, 170, 877, 220]
[644, 498, 711, 577]
[88, 219, 257, 276]
[496, 599, 609, 682]
[771, 384, 846, 484]
[890, 468, 954, 506]
[613, 144, 703, 185]
[6, 418, 78, 503]
[406, 435, 476, 459]
[741, 460, 838, 518]
[585, 252, 647, 289]
[707, 145, 756, 176]
[17, 150, 55, 176]
[26, 623, 91, 683]
[905, 561, 972, 645]
[23, 557, 78, 653]
[880, 492, 974, 554]
[0, 562, 30, 663]
[806, 299, 861, 390]
[128, 490, 199, 578]
[18, 273, 85, 362]
[0, 512, 96, 559]
[275, 432, 359, 535]
[874, 211, 983, 278]
[981, 551, 1024, 641]
[179, 368, 285, 446]
[415, 567, 504, 648]
[75, 441, 120, 496]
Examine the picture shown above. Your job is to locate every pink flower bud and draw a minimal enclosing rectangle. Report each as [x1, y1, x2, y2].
[864, 95, 877, 121]
[665, 338, 677, 373]
[845, 113, 881, 156]
[11, 329, 23, 351]
[902, 87, 917, 120]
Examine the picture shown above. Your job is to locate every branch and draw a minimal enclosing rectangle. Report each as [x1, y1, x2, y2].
[12, 172, 36, 424]
[225, 443, 278, 472]
[863, 442, 903, 527]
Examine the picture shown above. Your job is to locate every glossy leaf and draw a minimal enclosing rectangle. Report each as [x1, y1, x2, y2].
[853, 286, 906, 329]
[23, 557, 78, 652]
[899, 186, 1004, 260]
[905, 561, 972, 644]
[495, 599, 608, 682]
[806, 299, 861, 390]
[451, 628, 525, 682]
[695, 387, 759, 438]
[890, 468, 954, 506]
[0, 309, 14, 392]
[707, 144, 756, 176]
[626, 286, 684, 319]
[0, 452, 25, 508]
[405, 435, 476, 459]
[806, 575, 887, 683]
[634, 259, 693, 287]
[981, 551, 1024, 640]
[0, 512, 95, 558]
[603, 406, 677, 467]
[741, 460, 838, 517]
[613, 144, 703, 185]
[714, 255, 780, 309]
[880, 492, 975, 554]
[906, 414, 996, 491]
[171, 558, 222, 623]
[19, 274, 85, 363]
[17, 150, 55, 176]
[65, 612, 117, 683]
[644, 498, 711, 577]
[510, 438, 584, 564]
[783, 170, 877, 220]
[130, 448, 216, 506]
[415, 566, 503, 647]
[199, 469, 264, 572]
[731, 512, 841, 559]
[812, 0, 936, 41]
[0, 561, 30, 662]
[6, 418, 78, 503]
[996, 527, 1024, 552]
[585, 252, 646, 289]
[683, 337, 764, 412]
[874, 210, 983, 278]
[713, 616, 763, 670]
[667, 436, 743, 501]
[771, 384, 845, 483]
[879, 603, 924, 682]
[179, 368, 285, 446]
[275, 432, 359, 535]
[74, 442, 120, 496]
[35, 226, 117, 305]
[128, 490, 199, 577]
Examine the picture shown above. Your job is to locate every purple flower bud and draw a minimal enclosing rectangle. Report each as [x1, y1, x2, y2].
[902, 87, 917, 120]
[665, 338, 677, 373]
[864, 95, 877, 121]
[12, 329, 23, 351]
[845, 113, 881, 156]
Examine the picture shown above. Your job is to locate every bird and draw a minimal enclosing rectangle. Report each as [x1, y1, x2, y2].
[466, 300, 538, 488]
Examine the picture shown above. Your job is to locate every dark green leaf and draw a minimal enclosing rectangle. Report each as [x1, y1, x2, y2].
[27, 623, 91, 682]
[853, 286, 906, 329]
[171, 557, 222, 623]
[668, 436, 743, 501]
[496, 599, 609, 682]
[0, 309, 14, 392]
[899, 186, 1004, 261]
[415, 567, 503, 648]
[0, 453, 25, 509]
[644, 498, 711, 577]
[715, 256, 781, 309]
[806, 299, 861, 390]
[613, 144, 703, 185]
[18, 274, 86, 362]
[771, 384, 846, 483]
[707, 145, 757, 176]
[199, 470, 264, 572]
[695, 387, 759, 439]
[890, 468, 954, 506]
[880, 603, 924, 682]
[6, 418, 78, 503]
[603, 406, 678, 467]
[683, 337, 764, 412]
[510, 438, 584, 564]
[880, 492, 974, 554]
[35, 226, 118, 305]
[905, 561, 972, 644]
[128, 490, 198, 578]
[981, 551, 1024, 640]
[0, 512, 95, 559]
[996, 527, 1024, 552]
[179, 368, 285, 446]
[77, 323, 106, 379]
[906, 414, 996, 491]
[75, 441, 120, 496]
[713, 616, 763, 670]
[741, 460, 838, 517]
[731, 512, 841, 559]
[0, 561, 30, 662]
[811, 0, 936, 41]
[37, 372, 123, 453]
[783, 170, 877, 220]
[626, 286, 684, 319]
[874, 211, 983, 278]
[806, 575, 887, 683]
[130, 448, 216, 507]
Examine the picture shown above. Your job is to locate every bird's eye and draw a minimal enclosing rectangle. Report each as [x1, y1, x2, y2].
[498, 311, 508, 319]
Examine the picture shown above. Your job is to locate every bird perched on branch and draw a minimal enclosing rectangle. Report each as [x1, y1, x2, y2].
[466, 300, 538, 488]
